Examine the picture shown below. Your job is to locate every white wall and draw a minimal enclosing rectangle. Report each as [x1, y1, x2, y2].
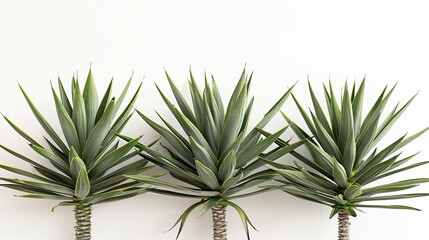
[0, 0, 428, 239]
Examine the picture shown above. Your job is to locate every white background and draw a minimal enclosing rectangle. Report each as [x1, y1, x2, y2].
[0, 1, 428, 239]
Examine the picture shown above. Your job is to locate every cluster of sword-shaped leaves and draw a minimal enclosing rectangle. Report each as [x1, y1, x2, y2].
[261, 80, 429, 218]
[0, 70, 155, 209]
[124, 70, 305, 239]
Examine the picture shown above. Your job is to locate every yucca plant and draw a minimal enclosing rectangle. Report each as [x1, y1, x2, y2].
[0, 69, 154, 240]
[261, 80, 429, 240]
[125, 69, 303, 240]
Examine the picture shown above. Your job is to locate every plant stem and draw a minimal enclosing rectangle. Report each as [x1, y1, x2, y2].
[212, 204, 227, 240]
[74, 204, 92, 240]
[338, 211, 350, 240]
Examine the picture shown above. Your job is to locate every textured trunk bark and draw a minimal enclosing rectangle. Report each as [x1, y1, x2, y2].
[212, 204, 227, 240]
[74, 204, 92, 240]
[338, 211, 350, 240]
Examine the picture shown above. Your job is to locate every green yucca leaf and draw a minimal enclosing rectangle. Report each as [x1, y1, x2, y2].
[210, 75, 225, 123]
[334, 194, 348, 205]
[16, 193, 73, 201]
[239, 168, 277, 183]
[222, 178, 272, 197]
[197, 198, 222, 218]
[190, 137, 218, 173]
[0, 164, 55, 184]
[239, 96, 254, 134]
[126, 175, 219, 197]
[136, 138, 195, 173]
[353, 193, 429, 202]
[81, 188, 146, 205]
[188, 72, 204, 128]
[343, 134, 356, 176]
[82, 68, 98, 132]
[280, 185, 333, 206]
[311, 113, 342, 161]
[259, 127, 326, 175]
[294, 162, 337, 190]
[68, 146, 79, 162]
[338, 84, 354, 153]
[52, 86, 81, 153]
[325, 82, 341, 139]
[44, 137, 68, 162]
[225, 69, 247, 112]
[70, 156, 86, 180]
[170, 200, 206, 240]
[239, 85, 295, 154]
[95, 79, 113, 123]
[306, 141, 334, 174]
[351, 79, 365, 136]
[359, 84, 392, 135]
[1, 68, 151, 208]
[220, 171, 243, 192]
[149, 155, 203, 185]
[30, 144, 70, 175]
[0, 177, 75, 196]
[219, 82, 247, 154]
[195, 160, 220, 190]
[265, 79, 429, 218]
[0, 183, 52, 195]
[218, 130, 246, 162]
[227, 188, 272, 200]
[2, 114, 43, 147]
[372, 94, 416, 147]
[355, 119, 379, 168]
[19, 84, 68, 153]
[392, 127, 429, 153]
[148, 188, 219, 199]
[92, 160, 150, 185]
[259, 138, 307, 162]
[344, 184, 362, 199]
[33, 167, 73, 187]
[333, 158, 348, 188]
[174, 108, 217, 160]
[261, 158, 295, 171]
[91, 164, 153, 193]
[147, 187, 217, 198]
[83, 98, 115, 167]
[222, 200, 257, 240]
[374, 161, 429, 182]
[308, 81, 331, 136]
[58, 77, 73, 117]
[218, 150, 236, 183]
[0, 145, 72, 186]
[72, 80, 88, 147]
[354, 154, 399, 186]
[202, 93, 219, 152]
[100, 82, 142, 151]
[355, 85, 396, 164]
[155, 111, 192, 149]
[352, 136, 405, 178]
[281, 112, 315, 144]
[112, 75, 132, 117]
[75, 168, 90, 199]
[354, 204, 420, 211]
[292, 94, 318, 138]
[165, 71, 197, 124]
[236, 126, 287, 167]
[275, 169, 335, 195]
[203, 76, 221, 130]
[362, 178, 429, 196]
